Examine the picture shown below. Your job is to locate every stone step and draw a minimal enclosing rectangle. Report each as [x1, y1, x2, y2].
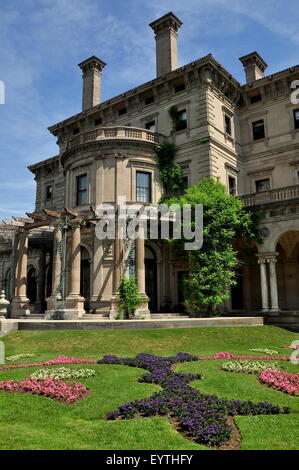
[151, 313, 189, 319]
[83, 314, 109, 319]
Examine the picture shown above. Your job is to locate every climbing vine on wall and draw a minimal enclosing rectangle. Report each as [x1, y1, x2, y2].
[168, 105, 186, 132]
[154, 142, 183, 200]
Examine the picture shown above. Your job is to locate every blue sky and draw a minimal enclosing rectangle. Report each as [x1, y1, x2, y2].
[0, 0, 298, 220]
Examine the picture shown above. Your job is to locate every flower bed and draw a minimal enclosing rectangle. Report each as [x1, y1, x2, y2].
[6, 353, 36, 362]
[30, 367, 97, 380]
[0, 377, 87, 403]
[222, 360, 280, 375]
[0, 355, 97, 371]
[206, 352, 289, 361]
[259, 370, 299, 396]
[249, 348, 278, 355]
[99, 352, 289, 447]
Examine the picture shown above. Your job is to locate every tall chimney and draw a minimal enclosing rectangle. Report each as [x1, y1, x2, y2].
[149, 12, 182, 77]
[78, 56, 106, 111]
[239, 52, 267, 83]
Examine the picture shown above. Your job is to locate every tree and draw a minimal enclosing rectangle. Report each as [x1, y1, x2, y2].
[166, 178, 258, 315]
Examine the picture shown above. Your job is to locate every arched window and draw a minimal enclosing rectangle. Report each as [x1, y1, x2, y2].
[27, 267, 37, 303]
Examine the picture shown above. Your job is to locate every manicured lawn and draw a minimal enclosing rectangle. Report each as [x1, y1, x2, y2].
[0, 326, 298, 450]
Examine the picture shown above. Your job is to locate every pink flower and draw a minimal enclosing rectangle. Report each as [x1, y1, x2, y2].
[0, 377, 88, 403]
[259, 370, 299, 395]
[0, 355, 97, 371]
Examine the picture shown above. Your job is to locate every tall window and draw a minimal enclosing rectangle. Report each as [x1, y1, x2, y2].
[228, 176, 237, 195]
[176, 109, 187, 131]
[46, 185, 52, 200]
[252, 120, 265, 140]
[76, 174, 88, 205]
[225, 115, 232, 135]
[136, 171, 151, 203]
[293, 109, 299, 129]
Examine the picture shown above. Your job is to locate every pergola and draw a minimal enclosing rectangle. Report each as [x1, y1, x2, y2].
[0, 206, 148, 319]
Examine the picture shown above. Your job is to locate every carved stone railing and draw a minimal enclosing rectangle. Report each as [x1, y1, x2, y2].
[240, 184, 299, 207]
[69, 126, 163, 149]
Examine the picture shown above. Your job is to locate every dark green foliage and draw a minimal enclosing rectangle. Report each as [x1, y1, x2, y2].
[168, 105, 185, 132]
[154, 142, 183, 199]
[118, 276, 143, 318]
[166, 178, 258, 314]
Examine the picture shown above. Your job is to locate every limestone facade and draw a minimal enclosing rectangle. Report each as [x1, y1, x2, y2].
[0, 12, 299, 323]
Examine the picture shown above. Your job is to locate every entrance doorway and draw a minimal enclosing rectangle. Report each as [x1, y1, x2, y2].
[145, 246, 157, 312]
[27, 267, 37, 304]
[80, 247, 90, 312]
[231, 268, 244, 310]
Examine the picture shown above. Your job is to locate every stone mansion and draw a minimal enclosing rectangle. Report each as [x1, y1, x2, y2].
[0, 12, 299, 326]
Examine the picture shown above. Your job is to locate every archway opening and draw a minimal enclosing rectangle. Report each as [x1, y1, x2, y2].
[27, 267, 37, 304]
[5, 269, 12, 300]
[80, 246, 91, 312]
[275, 231, 299, 310]
[145, 245, 157, 312]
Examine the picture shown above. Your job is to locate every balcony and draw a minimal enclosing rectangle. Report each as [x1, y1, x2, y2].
[68, 126, 163, 149]
[240, 184, 299, 207]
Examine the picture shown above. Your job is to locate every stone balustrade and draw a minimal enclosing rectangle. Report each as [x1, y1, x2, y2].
[69, 126, 162, 149]
[240, 184, 299, 207]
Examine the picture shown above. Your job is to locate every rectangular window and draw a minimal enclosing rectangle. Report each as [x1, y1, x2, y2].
[73, 128, 80, 135]
[252, 120, 265, 140]
[249, 94, 262, 104]
[46, 185, 53, 200]
[145, 120, 156, 132]
[136, 171, 151, 203]
[76, 174, 88, 205]
[255, 178, 270, 192]
[174, 83, 185, 93]
[175, 176, 189, 196]
[94, 118, 102, 126]
[293, 109, 299, 129]
[118, 107, 127, 116]
[228, 176, 236, 195]
[145, 95, 155, 105]
[176, 109, 187, 131]
[225, 115, 232, 135]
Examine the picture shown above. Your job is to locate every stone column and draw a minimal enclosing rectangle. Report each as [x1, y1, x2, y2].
[136, 227, 146, 295]
[109, 220, 123, 319]
[45, 224, 62, 318]
[11, 229, 30, 318]
[113, 237, 121, 295]
[64, 220, 85, 319]
[258, 257, 269, 313]
[135, 225, 150, 318]
[268, 254, 280, 315]
[36, 248, 46, 313]
[52, 225, 62, 296]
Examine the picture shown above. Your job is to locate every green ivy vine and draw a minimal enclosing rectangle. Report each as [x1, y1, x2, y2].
[154, 142, 183, 199]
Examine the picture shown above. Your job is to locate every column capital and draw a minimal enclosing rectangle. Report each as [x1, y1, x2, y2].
[69, 218, 85, 229]
[18, 228, 29, 237]
[256, 252, 278, 263]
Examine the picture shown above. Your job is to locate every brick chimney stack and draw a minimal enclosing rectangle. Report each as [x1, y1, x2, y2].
[239, 52, 267, 83]
[78, 56, 106, 111]
[149, 12, 183, 78]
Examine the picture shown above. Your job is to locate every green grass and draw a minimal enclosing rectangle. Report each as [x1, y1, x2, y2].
[0, 326, 298, 450]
